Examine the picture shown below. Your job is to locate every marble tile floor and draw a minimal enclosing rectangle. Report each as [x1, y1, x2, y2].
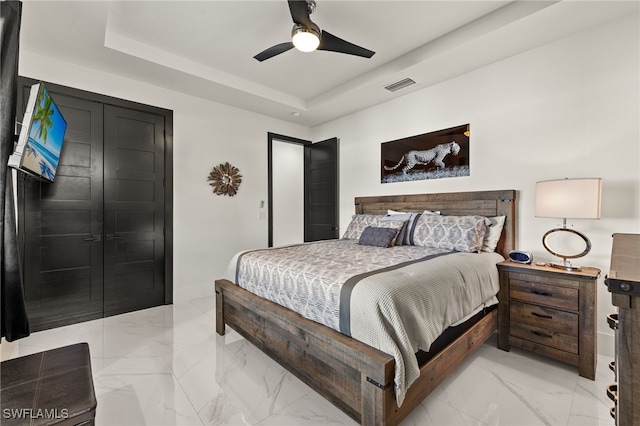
[2, 296, 615, 426]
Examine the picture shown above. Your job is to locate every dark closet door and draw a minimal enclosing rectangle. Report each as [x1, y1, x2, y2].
[21, 92, 105, 331]
[304, 137, 339, 242]
[103, 105, 165, 316]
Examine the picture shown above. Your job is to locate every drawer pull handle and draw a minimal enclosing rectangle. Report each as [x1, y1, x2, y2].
[531, 312, 553, 320]
[530, 330, 553, 339]
[531, 290, 552, 297]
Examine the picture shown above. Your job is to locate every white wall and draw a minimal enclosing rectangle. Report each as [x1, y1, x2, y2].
[311, 14, 640, 356]
[19, 52, 310, 303]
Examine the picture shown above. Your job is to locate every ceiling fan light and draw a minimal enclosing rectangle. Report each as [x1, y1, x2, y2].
[292, 25, 320, 52]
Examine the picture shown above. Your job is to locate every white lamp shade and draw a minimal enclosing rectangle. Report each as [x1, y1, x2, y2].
[536, 178, 602, 219]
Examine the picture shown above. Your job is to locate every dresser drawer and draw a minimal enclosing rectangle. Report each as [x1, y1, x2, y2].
[510, 279, 578, 311]
[510, 321, 578, 354]
[510, 300, 578, 334]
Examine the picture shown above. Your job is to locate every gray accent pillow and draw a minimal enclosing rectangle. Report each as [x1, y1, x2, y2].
[358, 226, 399, 248]
[376, 220, 406, 246]
[412, 214, 488, 252]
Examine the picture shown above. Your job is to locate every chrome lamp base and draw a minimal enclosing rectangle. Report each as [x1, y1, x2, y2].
[542, 225, 592, 272]
[548, 259, 583, 272]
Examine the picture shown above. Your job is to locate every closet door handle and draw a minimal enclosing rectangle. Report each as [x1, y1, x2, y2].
[84, 235, 102, 242]
[106, 234, 123, 240]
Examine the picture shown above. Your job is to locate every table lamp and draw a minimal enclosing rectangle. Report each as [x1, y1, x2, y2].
[535, 178, 602, 271]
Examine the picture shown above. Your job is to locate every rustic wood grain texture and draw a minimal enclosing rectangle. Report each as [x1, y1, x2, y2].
[616, 301, 639, 426]
[606, 233, 640, 425]
[497, 261, 598, 380]
[509, 279, 579, 311]
[509, 300, 578, 334]
[216, 189, 517, 425]
[355, 189, 516, 256]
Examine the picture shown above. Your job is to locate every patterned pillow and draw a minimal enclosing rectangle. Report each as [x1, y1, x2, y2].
[412, 214, 488, 252]
[394, 213, 420, 245]
[343, 215, 405, 242]
[342, 214, 385, 240]
[358, 226, 399, 248]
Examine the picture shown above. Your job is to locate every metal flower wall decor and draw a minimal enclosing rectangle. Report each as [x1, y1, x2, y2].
[207, 162, 242, 196]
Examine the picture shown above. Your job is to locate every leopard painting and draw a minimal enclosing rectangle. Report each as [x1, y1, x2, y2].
[384, 141, 461, 174]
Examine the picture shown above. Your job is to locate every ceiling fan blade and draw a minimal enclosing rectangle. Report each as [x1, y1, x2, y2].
[254, 42, 295, 62]
[318, 30, 375, 58]
[288, 0, 313, 28]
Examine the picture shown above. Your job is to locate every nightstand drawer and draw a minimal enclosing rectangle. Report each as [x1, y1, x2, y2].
[510, 321, 578, 354]
[510, 301, 578, 334]
[510, 279, 578, 311]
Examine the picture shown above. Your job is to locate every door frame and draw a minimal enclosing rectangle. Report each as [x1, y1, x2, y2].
[17, 76, 174, 305]
[267, 132, 310, 247]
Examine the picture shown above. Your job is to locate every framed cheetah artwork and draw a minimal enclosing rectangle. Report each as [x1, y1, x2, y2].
[381, 124, 470, 183]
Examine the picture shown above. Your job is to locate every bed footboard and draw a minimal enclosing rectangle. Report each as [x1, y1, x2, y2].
[215, 278, 396, 424]
[215, 278, 497, 425]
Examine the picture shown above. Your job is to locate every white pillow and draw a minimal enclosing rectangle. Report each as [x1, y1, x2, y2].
[482, 216, 506, 252]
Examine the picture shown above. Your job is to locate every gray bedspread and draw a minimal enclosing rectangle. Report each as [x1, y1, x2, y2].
[224, 239, 502, 405]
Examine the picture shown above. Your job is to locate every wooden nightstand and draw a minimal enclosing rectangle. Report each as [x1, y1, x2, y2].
[497, 261, 600, 380]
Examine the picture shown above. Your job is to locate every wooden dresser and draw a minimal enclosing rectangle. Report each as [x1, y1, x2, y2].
[497, 261, 599, 380]
[605, 233, 640, 425]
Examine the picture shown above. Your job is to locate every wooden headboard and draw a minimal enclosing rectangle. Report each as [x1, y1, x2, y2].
[354, 190, 517, 258]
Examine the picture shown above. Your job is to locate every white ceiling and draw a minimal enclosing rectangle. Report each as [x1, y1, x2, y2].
[19, 1, 639, 126]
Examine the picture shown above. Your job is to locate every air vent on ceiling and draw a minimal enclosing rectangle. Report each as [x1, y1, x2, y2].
[384, 78, 416, 93]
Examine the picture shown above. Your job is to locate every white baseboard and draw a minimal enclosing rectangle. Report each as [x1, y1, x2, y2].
[0, 338, 18, 361]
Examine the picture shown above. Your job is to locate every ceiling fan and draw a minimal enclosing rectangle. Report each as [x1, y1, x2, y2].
[254, 0, 375, 62]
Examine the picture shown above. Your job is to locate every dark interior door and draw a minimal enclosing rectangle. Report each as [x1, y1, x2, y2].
[103, 105, 165, 316]
[20, 90, 105, 331]
[304, 137, 339, 241]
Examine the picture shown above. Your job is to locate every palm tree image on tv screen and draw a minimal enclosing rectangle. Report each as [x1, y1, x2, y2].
[19, 85, 67, 182]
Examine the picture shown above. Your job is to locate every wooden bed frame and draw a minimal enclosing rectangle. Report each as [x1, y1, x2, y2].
[215, 189, 516, 425]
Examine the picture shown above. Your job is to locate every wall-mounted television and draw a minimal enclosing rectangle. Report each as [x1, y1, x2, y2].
[8, 82, 67, 182]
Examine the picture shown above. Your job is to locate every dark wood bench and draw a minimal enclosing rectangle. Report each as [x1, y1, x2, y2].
[1, 343, 97, 425]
